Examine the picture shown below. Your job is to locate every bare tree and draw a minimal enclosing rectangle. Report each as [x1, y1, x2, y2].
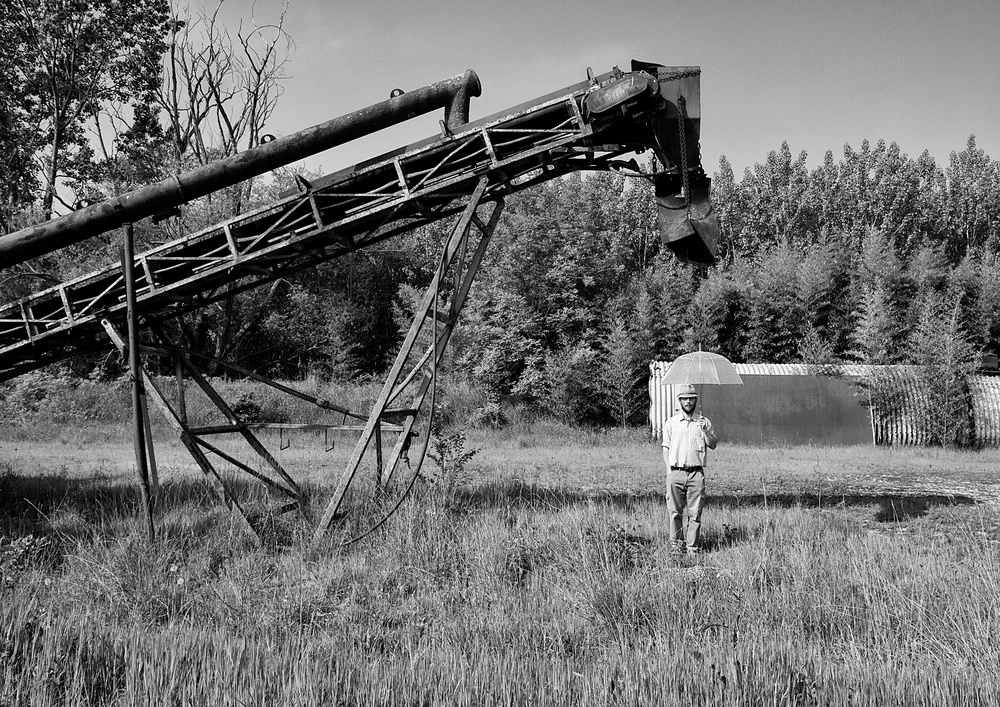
[158, 0, 292, 224]
[152, 0, 293, 372]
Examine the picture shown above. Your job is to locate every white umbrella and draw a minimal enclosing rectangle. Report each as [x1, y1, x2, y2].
[660, 351, 743, 386]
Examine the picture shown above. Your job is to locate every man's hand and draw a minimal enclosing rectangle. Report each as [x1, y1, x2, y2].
[698, 416, 719, 449]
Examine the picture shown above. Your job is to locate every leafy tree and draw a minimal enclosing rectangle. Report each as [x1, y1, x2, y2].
[538, 341, 601, 425]
[5, 0, 170, 217]
[240, 281, 353, 379]
[710, 156, 738, 263]
[683, 263, 750, 362]
[633, 254, 696, 363]
[0, 5, 42, 236]
[943, 135, 1000, 259]
[822, 139, 941, 256]
[455, 283, 544, 403]
[724, 142, 814, 256]
[607, 174, 660, 274]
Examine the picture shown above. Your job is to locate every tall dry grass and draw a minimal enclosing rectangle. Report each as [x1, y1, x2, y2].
[4, 370, 1000, 705]
[3, 440, 1000, 706]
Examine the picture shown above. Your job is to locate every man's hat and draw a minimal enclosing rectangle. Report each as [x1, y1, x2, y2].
[676, 384, 699, 399]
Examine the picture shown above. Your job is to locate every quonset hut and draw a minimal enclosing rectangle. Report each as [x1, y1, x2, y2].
[648, 362, 1000, 447]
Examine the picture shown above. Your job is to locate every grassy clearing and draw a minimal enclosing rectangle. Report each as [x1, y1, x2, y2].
[2, 423, 1000, 705]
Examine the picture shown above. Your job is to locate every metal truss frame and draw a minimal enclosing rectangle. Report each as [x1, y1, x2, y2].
[100, 314, 417, 538]
[92, 177, 499, 540]
[0, 65, 702, 538]
[101, 320, 310, 538]
[313, 177, 502, 539]
[0, 79, 643, 383]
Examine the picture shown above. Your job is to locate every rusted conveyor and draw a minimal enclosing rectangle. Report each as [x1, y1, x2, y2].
[0, 61, 715, 384]
[0, 61, 718, 538]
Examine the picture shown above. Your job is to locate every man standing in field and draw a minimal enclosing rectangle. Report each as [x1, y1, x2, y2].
[662, 384, 718, 554]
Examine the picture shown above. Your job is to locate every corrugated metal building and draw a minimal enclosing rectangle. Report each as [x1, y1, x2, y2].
[970, 376, 1000, 446]
[648, 362, 1000, 447]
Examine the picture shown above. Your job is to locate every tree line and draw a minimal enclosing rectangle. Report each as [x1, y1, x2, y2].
[450, 139, 1000, 429]
[1, 2, 999, 432]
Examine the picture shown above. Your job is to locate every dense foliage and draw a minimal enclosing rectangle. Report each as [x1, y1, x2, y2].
[447, 139, 999, 427]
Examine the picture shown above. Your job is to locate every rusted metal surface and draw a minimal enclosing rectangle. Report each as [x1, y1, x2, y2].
[0, 64, 715, 384]
[121, 225, 156, 542]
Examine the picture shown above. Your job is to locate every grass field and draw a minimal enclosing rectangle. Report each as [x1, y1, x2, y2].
[2, 420, 1000, 705]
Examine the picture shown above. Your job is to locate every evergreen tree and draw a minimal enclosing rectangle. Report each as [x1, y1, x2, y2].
[598, 314, 643, 427]
[745, 242, 805, 363]
[852, 285, 897, 366]
[684, 263, 750, 362]
[975, 252, 1000, 356]
[909, 297, 978, 446]
[852, 228, 914, 362]
[796, 239, 842, 362]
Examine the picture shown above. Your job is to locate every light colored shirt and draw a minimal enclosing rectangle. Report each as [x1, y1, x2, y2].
[662, 412, 717, 468]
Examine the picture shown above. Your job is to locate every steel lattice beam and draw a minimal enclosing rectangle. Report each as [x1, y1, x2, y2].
[0, 65, 708, 382]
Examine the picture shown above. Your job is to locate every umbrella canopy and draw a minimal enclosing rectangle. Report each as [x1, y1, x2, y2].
[661, 351, 744, 385]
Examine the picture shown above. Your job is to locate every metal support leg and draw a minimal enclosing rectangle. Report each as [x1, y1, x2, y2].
[379, 204, 503, 488]
[101, 321, 303, 541]
[102, 320, 259, 539]
[152, 326, 302, 498]
[120, 224, 156, 542]
[313, 178, 503, 540]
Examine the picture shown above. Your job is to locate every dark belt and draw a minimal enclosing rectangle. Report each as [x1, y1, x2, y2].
[671, 465, 703, 472]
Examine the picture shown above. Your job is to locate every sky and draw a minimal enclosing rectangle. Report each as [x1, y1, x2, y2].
[215, 0, 999, 179]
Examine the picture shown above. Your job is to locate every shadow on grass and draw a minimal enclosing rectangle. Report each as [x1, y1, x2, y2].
[709, 492, 976, 522]
[460, 482, 980, 554]
[1, 472, 979, 549]
[0, 471, 320, 540]
[457, 480, 977, 520]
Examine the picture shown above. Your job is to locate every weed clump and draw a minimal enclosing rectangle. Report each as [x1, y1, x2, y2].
[1, 534, 58, 587]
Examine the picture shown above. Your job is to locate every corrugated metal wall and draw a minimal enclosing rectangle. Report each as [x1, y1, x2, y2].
[866, 368, 930, 446]
[649, 362, 1000, 447]
[971, 376, 1000, 446]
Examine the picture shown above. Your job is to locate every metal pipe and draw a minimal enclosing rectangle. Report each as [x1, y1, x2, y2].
[121, 224, 156, 542]
[0, 70, 481, 269]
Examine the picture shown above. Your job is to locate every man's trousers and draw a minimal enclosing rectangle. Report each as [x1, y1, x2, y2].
[666, 466, 705, 552]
